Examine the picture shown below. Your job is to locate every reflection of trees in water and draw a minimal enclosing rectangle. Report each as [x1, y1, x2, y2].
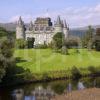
[31, 86, 55, 99]
[80, 77, 98, 88]
[12, 86, 55, 100]
[11, 77, 100, 100]
[12, 89, 24, 100]
[77, 82, 85, 90]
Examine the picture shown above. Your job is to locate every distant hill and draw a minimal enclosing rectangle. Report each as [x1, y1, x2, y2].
[0, 27, 15, 38]
[0, 27, 8, 37]
[69, 30, 86, 38]
[73, 25, 100, 30]
[0, 23, 17, 31]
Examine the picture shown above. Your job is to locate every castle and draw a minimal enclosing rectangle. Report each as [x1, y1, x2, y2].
[16, 16, 69, 45]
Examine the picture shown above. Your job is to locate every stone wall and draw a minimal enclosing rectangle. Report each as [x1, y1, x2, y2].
[26, 32, 53, 45]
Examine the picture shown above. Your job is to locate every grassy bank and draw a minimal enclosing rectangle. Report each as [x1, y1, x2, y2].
[1, 49, 100, 86]
[11, 48, 100, 81]
[14, 48, 100, 73]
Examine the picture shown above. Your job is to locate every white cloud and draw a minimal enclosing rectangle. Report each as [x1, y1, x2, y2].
[9, 15, 33, 23]
[9, 4, 100, 28]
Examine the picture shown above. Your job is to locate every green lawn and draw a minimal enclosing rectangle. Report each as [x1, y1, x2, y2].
[14, 49, 100, 74]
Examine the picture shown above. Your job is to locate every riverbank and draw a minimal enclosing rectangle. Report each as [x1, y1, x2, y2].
[12, 48, 100, 84]
[1, 48, 100, 87]
[1, 75, 100, 88]
[52, 88, 100, 100]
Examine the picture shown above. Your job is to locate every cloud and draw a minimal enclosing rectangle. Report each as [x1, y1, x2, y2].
[9, 15, 33, 23]
[9, 4, 100, 28]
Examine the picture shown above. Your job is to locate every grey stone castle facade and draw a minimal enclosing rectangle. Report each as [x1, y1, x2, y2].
[16, 16, 69, 45]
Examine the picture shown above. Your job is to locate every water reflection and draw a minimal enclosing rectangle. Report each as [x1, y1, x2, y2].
[31, 86, 55, 99]
[12, 89, 24, 100]
[0, 77, 100, 100]
[25, 96, 35, 100]
[67, 83, 72, 92]
[12, 86, 55, 100]
[77, 82, 85, 90]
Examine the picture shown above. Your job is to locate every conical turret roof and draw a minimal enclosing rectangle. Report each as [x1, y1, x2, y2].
[29, 21, 33, 27]
[29, 21, 33, 30]
[18, 16, 24, 26]
[56, 16, 62, 25]
[63, 20, 67, 28]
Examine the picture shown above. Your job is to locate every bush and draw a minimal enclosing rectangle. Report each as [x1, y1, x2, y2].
[15, 39, 28, 49]
[61, 46, 68, 55]
[88, 66, 100, 74]
[65, 37, 79, 48]
[48, 42, 53, 49]
[71, 66, 82, 80]
[34, 44, 48, 49]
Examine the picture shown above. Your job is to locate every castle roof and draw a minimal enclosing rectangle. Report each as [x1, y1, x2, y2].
[18, 16, 24, 26]
[29, 21, 34, 31]
[63, 20, 67, 28]
[29, 21, 33, 27]
[56, 16, 62, 25]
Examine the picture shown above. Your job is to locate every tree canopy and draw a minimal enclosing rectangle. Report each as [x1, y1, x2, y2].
[0, 37, 15, 82]
[94, 28, 100, 51]
[53, 32, 64, 50]
[82, 26, 94, 48]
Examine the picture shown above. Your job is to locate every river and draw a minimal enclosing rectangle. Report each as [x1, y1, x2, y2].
[0, 77, 100, 100]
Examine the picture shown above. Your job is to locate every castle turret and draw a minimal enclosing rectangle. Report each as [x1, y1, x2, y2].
[29, 21, 33, 31]
[54, 16, 63, 33]
[16, 16, 25, 39]
[63, 20, 69, 39]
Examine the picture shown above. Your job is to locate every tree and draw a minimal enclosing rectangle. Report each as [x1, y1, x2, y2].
[82, 26, 94, 49]
[0, 37, 15, 82]
[65, 36, 80, 48]
[15, 39, 28, 49]
[53, 32, 64, 51]
[94, 28, 100, 51]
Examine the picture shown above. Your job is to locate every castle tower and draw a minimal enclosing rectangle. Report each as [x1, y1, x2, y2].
[54, 16, 63, 34]
[63, 20, 69, 39]
[16, 16, 25, 39]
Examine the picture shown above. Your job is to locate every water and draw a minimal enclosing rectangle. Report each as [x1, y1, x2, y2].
[0, 77, 100, 100]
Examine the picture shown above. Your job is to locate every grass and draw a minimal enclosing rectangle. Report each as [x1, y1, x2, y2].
[14, 48, 100, 74]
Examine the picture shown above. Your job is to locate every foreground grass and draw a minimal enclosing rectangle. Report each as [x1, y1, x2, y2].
[14, 48, 100, 74]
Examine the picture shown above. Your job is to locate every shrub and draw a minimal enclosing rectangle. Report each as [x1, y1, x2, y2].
[61, 46, 69, 55]
[88, 66, 100, 74]
[34, 44, 48, 49]
[71, 66, 82, 80]
[15, 39, 28, 49]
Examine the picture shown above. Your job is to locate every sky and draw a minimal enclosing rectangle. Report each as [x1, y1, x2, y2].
[0, 0, 100, 27]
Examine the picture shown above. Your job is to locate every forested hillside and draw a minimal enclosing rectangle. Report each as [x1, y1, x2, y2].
[0, 27, 15, 38]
